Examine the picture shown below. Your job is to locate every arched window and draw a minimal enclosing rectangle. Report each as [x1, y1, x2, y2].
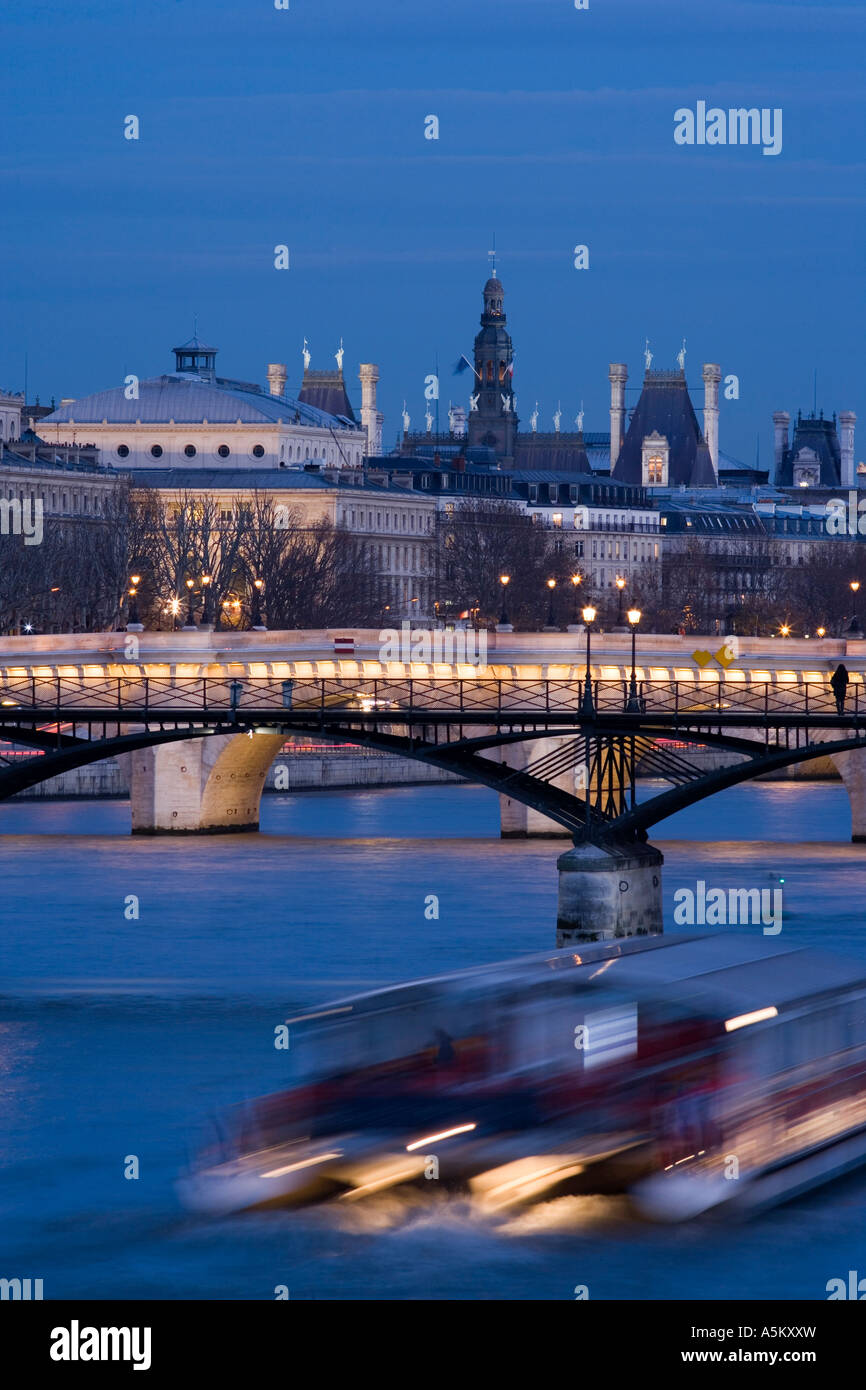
[486, 361, 494, 382]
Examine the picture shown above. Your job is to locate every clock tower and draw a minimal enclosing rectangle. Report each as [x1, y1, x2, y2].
[467, 270, 517, 464]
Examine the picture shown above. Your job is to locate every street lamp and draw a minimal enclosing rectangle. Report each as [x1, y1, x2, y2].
[184, 576, 196, 629]
[615, 575, 626, 626]
[128, 573, 142, 628]
[251, 577, 266, 630]
[850, 581, 862, 637]
[499, 574, 511, 626]
[580, 604, 597, 714]
[779, 622, 791, 638]
[201, 573, 213, 626]
[570, 573, 583, 625]
[626, 607, 642, 711]
[817, 626, 827, 639]
[545, 577, 557, 629]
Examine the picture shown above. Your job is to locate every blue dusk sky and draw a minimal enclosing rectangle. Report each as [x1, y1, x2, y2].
[1, 0, 864, 464]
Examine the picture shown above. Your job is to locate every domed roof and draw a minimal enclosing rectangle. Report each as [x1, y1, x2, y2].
[39, 375, 359, 431]
[484, 276, 504, 295]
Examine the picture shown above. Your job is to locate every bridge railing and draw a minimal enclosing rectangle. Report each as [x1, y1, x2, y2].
[0, 675, 856, 721]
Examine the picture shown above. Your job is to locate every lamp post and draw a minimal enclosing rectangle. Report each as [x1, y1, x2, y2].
[182, 577, 196, 630]
[567, 573, 584, 632]
[850, 580, 862, 638]
[615, 575, 626, 628]
[250, 577, 266, 631]
[200, 573, 213, 628]
[127, 573, 143, 631]
[580, 604, 597, 715]
[626, 607, 642, 711]
[497, 574, 511, 629]
[544, 578, 557, 631]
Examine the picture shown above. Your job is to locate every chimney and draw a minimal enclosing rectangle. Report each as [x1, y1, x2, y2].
[359, 363, 383, 456]
[267, 363, 287, 398]
[840, 410, 857, 488]
[702, 363, 721, 479]
[772, 410, 790, 478]
[608, 364, 628, 466]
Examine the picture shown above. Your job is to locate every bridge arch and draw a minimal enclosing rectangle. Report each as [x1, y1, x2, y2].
[2, 706, 866, 844]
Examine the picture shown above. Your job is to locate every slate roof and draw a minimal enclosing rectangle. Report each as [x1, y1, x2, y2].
[515, 432, 594, 473]
[124, 467, 416, 496]
[612, 369, 717, 487]
[777, 413, 842, 488]
[38, 375, 361, 432]
[298, 370, 356, 424]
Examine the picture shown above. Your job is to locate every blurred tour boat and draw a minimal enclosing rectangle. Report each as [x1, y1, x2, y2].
[177, 933, 866, 1222]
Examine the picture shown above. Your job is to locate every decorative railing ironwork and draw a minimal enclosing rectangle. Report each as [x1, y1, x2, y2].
[0, 676, 857, 722]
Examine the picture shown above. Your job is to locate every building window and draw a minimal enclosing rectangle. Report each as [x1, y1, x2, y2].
[218, 445, 231, 458]
[647, 456, 663, 482]
[252, 444, 265, 458]
[117, 444, 130, 459]
[184, 444, 196, 458]
[552, 513, 562, 528]
[150, 444, 163, 458]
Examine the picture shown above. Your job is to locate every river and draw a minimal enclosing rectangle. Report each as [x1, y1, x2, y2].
[1, 781, 864, 1300]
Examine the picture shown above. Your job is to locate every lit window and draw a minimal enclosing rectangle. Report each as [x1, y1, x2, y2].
[647, 455, 664, 483]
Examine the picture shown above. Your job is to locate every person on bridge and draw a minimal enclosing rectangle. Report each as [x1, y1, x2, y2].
[831, 663, 849, 716]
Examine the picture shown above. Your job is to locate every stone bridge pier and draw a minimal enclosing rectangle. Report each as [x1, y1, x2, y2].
[127, 731, 286, 833]
[555, 840, 664, 946]
[828, 744, 866, 843]
[492, 734, 583, 837]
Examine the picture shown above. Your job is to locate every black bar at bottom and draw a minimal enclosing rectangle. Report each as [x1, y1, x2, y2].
[1, 1298, 860, 1375]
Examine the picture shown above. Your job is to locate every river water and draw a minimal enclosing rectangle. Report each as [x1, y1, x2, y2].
[1, 781, 865, 1300]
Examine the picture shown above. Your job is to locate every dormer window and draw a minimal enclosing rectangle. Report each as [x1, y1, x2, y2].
[641, 432, 669, 487]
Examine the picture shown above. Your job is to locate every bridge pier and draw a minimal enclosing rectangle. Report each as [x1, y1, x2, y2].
[556, 841, 664, 945]
[128, 731, 286, 833]
[828, 746, 866, 843]
[495, 736, 577, 838]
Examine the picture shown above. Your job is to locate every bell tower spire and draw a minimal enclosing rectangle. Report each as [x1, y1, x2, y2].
[467, 260, 516, 464]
